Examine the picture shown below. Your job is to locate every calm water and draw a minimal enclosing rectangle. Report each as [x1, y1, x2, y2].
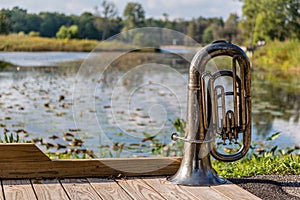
[0, 52, 89, 66]
[0, 51, 299, 157]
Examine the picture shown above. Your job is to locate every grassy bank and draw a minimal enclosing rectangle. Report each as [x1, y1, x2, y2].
[0, 34, 136, 52]
[214, 151, 300, 178]
[252, 40, 300, 77]
[153, 119, 300, 178]
[0, 34, 99, 52]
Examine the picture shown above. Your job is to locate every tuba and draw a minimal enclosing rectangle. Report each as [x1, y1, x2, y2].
[168, 41, 251, 185]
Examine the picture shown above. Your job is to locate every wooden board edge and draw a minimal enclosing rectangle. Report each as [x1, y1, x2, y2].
[0, 143, 181, 179]
[0, 143, 50, 162]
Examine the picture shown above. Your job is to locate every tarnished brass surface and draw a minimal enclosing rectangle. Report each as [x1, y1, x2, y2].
[168, 41, 251, 186]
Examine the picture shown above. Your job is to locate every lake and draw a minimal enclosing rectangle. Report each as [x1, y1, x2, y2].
[0, 51, 299, 158]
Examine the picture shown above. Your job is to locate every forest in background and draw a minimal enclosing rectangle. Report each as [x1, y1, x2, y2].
[0, 0, 299, 47]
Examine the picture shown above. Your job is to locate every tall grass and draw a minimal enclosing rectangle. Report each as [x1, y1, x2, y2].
[0, 34, 136, 52]
[252, 40, 300, 77]
[0, 34, 99, 52]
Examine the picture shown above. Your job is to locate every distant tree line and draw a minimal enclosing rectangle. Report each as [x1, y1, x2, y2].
[0, 0, 299, 46]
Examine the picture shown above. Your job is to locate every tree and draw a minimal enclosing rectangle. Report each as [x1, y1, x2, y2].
[285, 0, 300, 39]
[185, 19, 197, 45]
[39, 12, 73, 37]
[0, 13, 9, 35]
[202, 24, 216, 44]
[68, 25, 79, 38]
[240, 0, 300, 45]
[9, 7, 28, 33]
[222, 13, 239, 42]
[187, 19, 196, 39]
[239, 0, 261, 46]
[77, 12, 99, 39]
[122, 2, 145, 31]
[25, 14, 42, 33]
[56, 25, 79, 39]
[94, 0, 118, 40]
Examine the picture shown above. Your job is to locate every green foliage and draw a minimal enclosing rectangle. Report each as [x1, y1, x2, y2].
[213, 128, 299, 177]
[241, 0, 300, 46]
[8, 7, 28, 33]
[214, 149, 300, 178]
[0, 130, 29, 143]
[28, 31, 40, 37]
[132, 32, 161, 47]
[222, 13, 239, 42]
[252, 40, 300, 77]
[94, 0, 118, 40]
[266, 131, 281, 141]
[39, 12, 72, 38]
[18, 31, 25, 36]
[78, 12, 101, 39]
[122, 2, 145, 31]
[0, 60, 14, 67]
[1, 132, 19, 143]
[0, 13, 9, 35]
[202, 25, 215, 44]
[56, 26, 68, 39]
[149, 118, 185, 157]
[56, 25, 79, 39]
[149, 118, 300, 177]
[0, 1, 298, 48]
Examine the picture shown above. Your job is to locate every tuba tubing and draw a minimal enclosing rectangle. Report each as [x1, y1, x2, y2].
[168, 40, 251, 186]
[188, 40, 251, 162]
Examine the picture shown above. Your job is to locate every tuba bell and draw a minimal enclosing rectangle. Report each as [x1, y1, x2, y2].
[168, 40, 251, 186]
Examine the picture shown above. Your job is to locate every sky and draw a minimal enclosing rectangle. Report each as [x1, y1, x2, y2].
[0, 0, 243, 20]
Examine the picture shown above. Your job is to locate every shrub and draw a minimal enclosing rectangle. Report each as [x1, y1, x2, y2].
[56, 25, 79, 39]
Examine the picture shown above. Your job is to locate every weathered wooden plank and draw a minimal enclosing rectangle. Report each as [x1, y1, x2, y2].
[32, 179, 70, 200]
[117, 178, 165, 200]
[179, 184, 230, 200]
[2, 179, 37, 200]
[143, 177, 201, 200]
[60, 178, 102, 200]
[0, 144, 50, 162]
[88, 178, 132, 200]
[0, 178, 261, 200]
[211, 181, 262, 200]
[0, 157, 180, 179]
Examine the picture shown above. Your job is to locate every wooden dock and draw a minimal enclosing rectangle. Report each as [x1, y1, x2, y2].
[1, 177, 261, 200]
[0, 144, 261, 199]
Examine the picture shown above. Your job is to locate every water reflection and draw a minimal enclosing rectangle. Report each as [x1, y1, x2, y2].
[0, 52, 89, 67]
[252, 71, 300, 148]
[73, 51, 191, 157]
[0, 52, 299, 157]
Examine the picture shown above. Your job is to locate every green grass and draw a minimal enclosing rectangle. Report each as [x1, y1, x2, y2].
[214, 151, 300, 178]
[214, 132, 300, 178]
[151, 119, 300, 177]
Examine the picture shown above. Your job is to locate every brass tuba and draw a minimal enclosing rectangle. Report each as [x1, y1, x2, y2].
[168, 41, 251, 186]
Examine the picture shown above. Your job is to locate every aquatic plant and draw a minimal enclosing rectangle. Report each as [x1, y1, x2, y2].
[149, 118, 300, 177]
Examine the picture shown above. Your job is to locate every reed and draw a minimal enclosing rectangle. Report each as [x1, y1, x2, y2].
[0, 34, 135, 52]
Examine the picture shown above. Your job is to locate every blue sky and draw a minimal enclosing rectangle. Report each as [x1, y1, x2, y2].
[0, 0, 243, 20]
